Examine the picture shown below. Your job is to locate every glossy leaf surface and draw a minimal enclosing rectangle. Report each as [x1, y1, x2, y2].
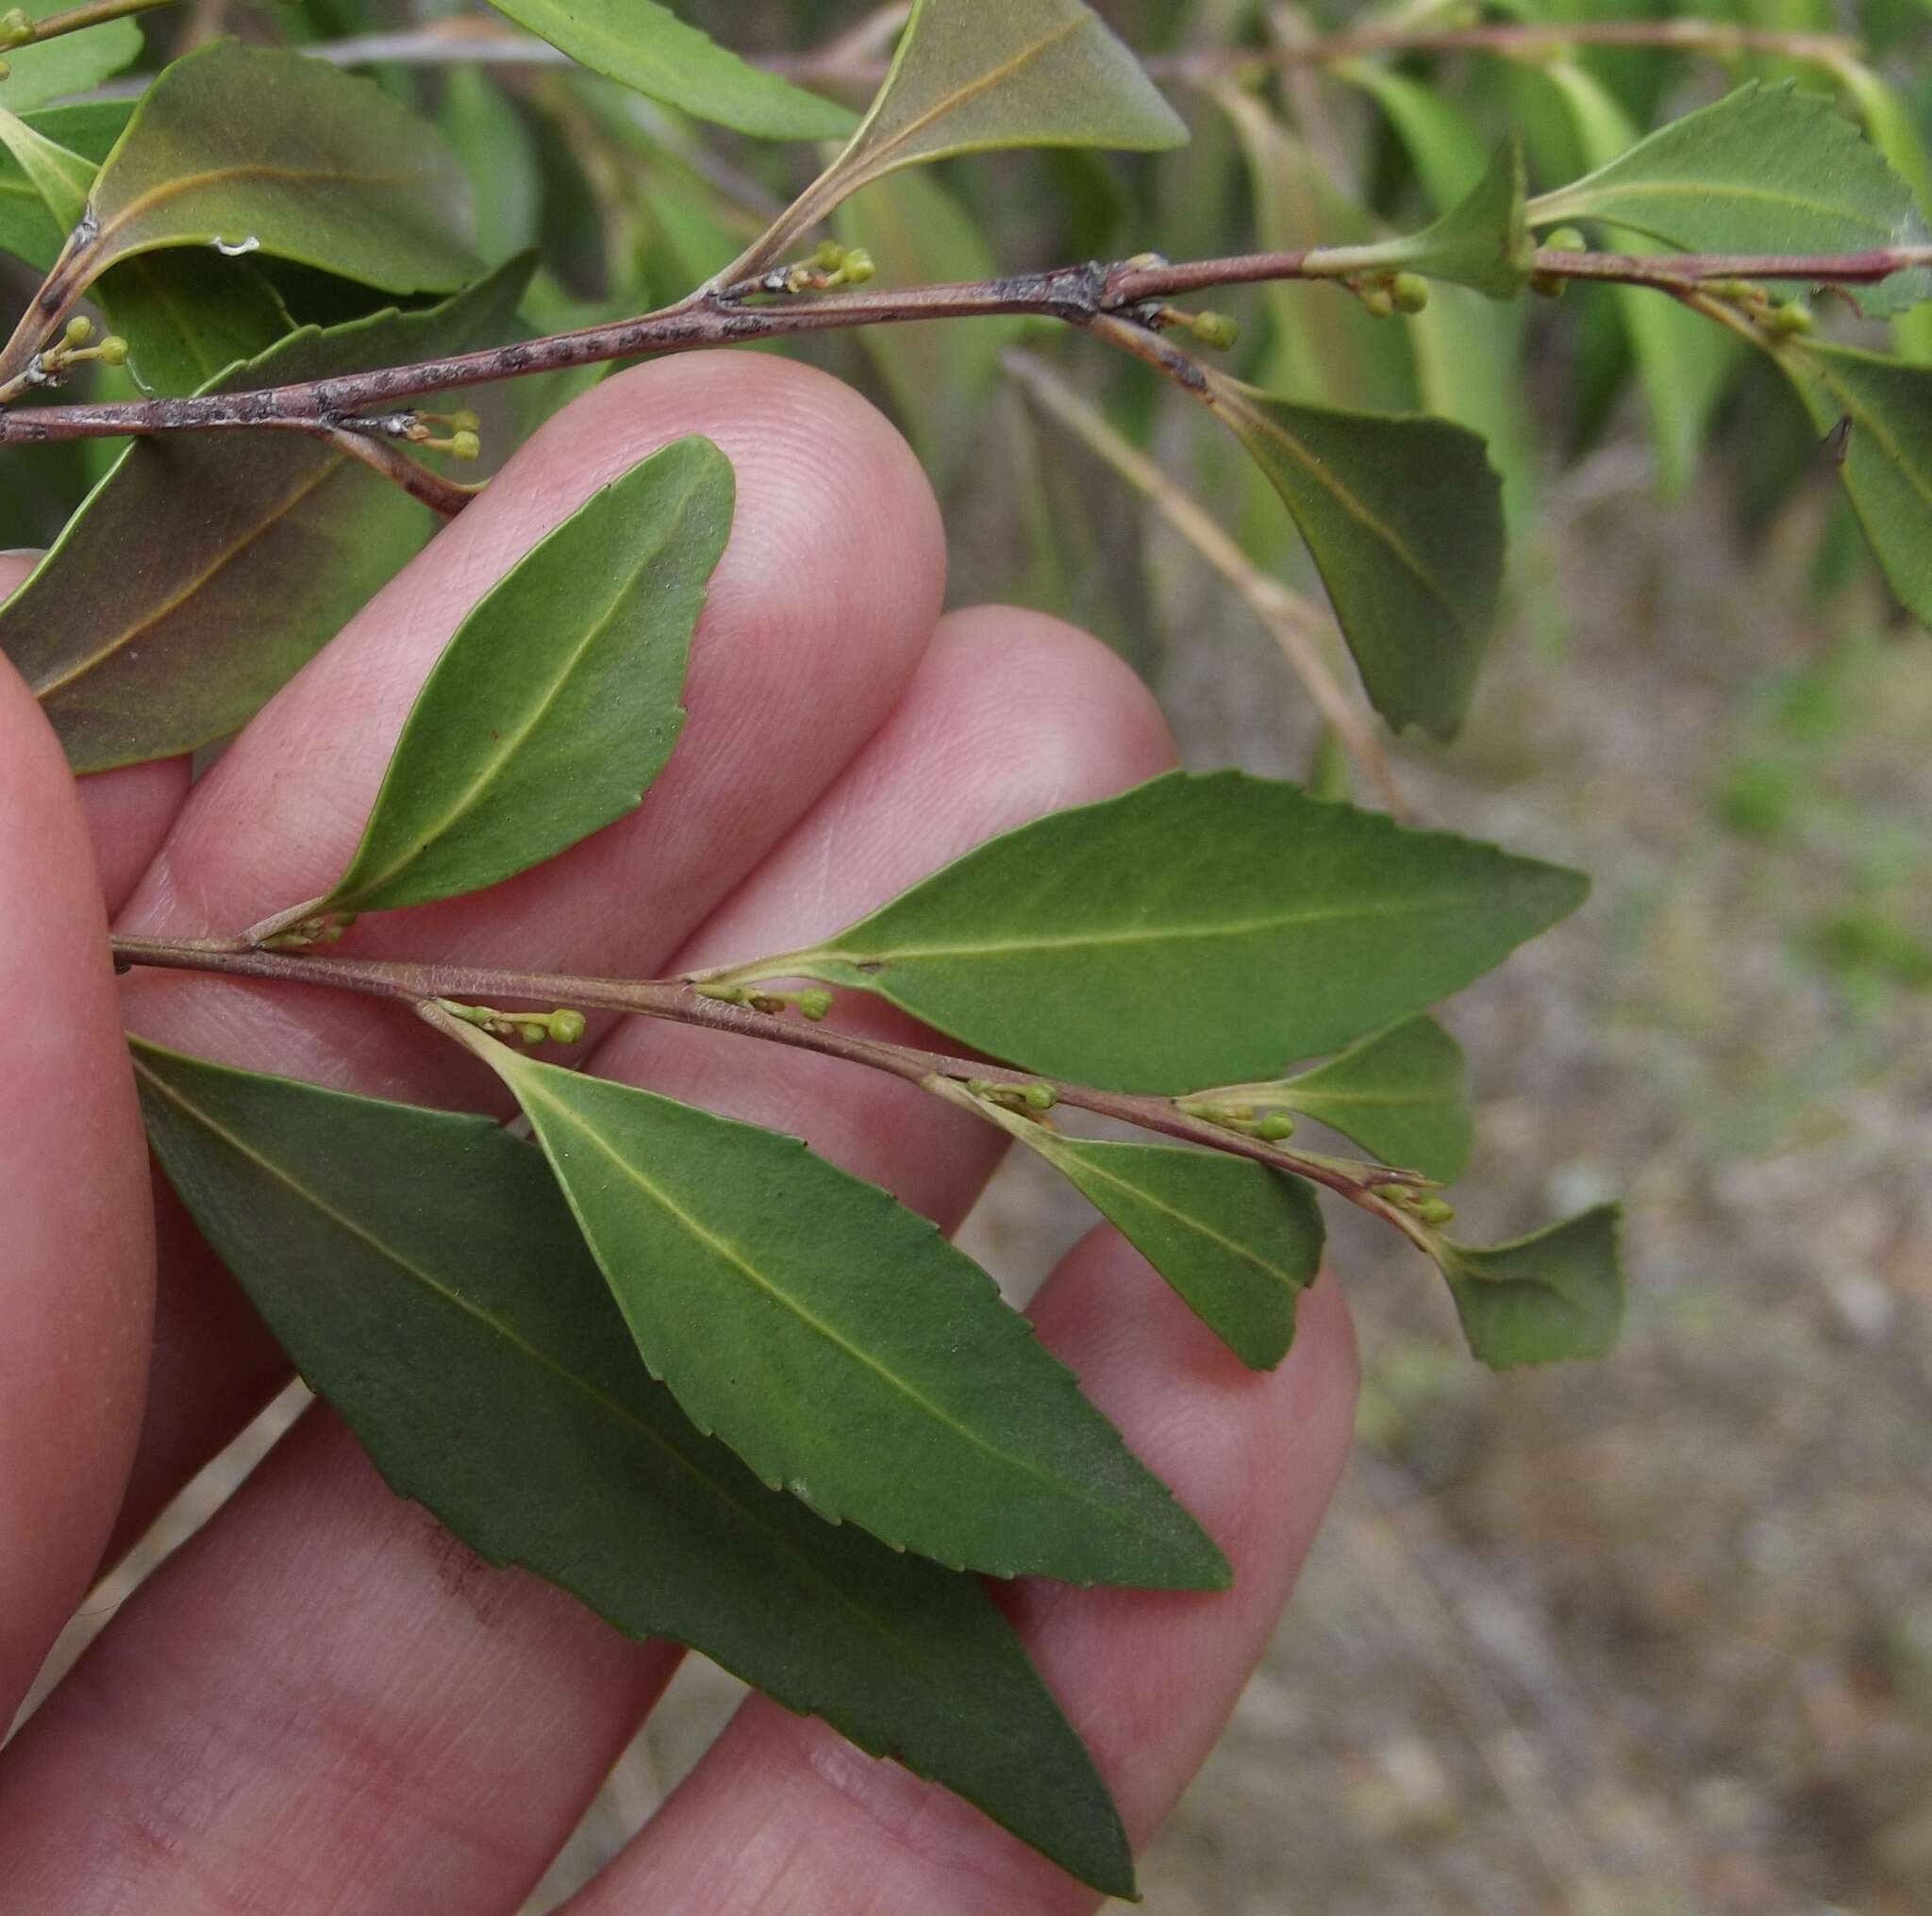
[319, 437, 732, 917]
[1436, 1207, 1624, 1367]
[1783, 340, 1932, 625]
[1019, 1126, 1324, 1369]
[0, 263, 531, 771]
[1235, 1017, 1473, 1184]
[487, 1049, 1228, 1591]
[132, 1041, 1135, 1899]
[484, 0, 854, 141]
[1530, 80, 1932, 316]
[0, 0, 141, 114]
[1208, 377, 1505, 738]
[0, 102, 126, 268]
[775, 773, 1588, 1093]
[73, 41, 478, 293]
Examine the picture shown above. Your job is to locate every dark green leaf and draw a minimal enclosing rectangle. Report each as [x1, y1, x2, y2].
[131, 1041, 1135, 1900]
[1529, 79, 1932, 316]
[1781, 339, 1932, 625]
[97, 251, 293, 395]
[1008, 1119, 1324, 1369]
[1833, 59, 1932, 361]
[1214, 1016, 1472, 1183]
[0, 0, 142, 114]
[475, 1043, 1227, 1590]
[739, 0, 1184, 276]
[752, 772, 1588, 1093]
[1435, 1207, 1624, 1367]
[0, 260, 532, 772]
[483, 0, 854, 141]
[1208, 375, 1505, 737]
[72, 41, 478, 295]
[314, 437, 730, 918]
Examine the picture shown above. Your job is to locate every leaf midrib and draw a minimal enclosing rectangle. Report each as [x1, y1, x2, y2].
[834, 889, 1514, 966]
[522, 1072, 1153, 1545]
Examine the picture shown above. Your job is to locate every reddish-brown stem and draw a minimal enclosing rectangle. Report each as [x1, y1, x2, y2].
[322, 426, 478, 517]
[108, 932, 1430, 1224]
[3, 242, 1918, 447]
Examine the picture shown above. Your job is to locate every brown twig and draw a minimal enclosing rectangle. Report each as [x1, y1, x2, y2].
[2, 0, 179, 47]
[6, 240, 1914, 448]
[108, 932, 1435, 1226]
[321, 426, 478, 518]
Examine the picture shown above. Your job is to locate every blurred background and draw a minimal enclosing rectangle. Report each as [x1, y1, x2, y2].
[11, 1, 1932, 1909]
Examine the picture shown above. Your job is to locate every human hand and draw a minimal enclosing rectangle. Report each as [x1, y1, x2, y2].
[0, 356, 1356, 1911]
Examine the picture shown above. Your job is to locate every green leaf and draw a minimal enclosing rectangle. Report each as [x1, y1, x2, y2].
[475, 1044, 1227, 1591]
[438, 65, 542, 264]
[483, 0, 854, 141]
[1780, 339, 1932, 625]
[131, 1041, 1136, 1900]
[0, 260, 532, 772]
[94, 249, 293, 396]
[1832, 58, 1932, 361]
[1208, 375, 1505, 738]
[0, 0, 142, 115]
[1529, 79, 1932, 316]
[1010, 1123, 1324, 1369]
[0, 100, 124, 269]
[68, 41, 478, 297]
[1435, 1206, 1624, 1367]
[737, 0, 1184, 277]
[313, 437, 731, 919]
[1212, 1017, 1472, 1184]
[758, 771, 1588, 1093]
[1368, 136, 1535, 298]
[0, 104, 90, 230]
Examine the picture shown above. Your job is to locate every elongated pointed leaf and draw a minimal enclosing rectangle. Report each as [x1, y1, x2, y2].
[759, 772, 1587, 1093]
[1208, 376, 1505, 737]
[0, 0, 142, 114]
[0, 105, 91, 228]
[1368, 136, 1533, 298]
[1435, 1207, 1624, 1367]
[1018, 1126, 1324, 1369]
[478, 1046, 1226, 1590]
[314, 437, 731, 918]
[0, 260, 533, 772]
[1781, 339, 1932, 624]
[131, 1041, 1135, 1899]
[1224, 1017, 1472, 1184]
[483, 0, 853, 141]
[739, 0, 1183, 275]
[0, 101, 127, 268]
[71, 41, 478, 296]
[1529, 80, 1932, 316]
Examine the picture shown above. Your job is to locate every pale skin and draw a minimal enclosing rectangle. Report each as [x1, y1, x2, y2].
[0, 354, 1357, 1913]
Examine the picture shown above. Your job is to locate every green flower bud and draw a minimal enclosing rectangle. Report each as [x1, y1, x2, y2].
[1022, 1082, 1058, 1111]
[1411, 1196, 1456, 1225]
[1255, 1111, 1295, 1141]
[797, 989, 835, 1023]
[97, 335, 129, 367]
[449, 408, 482, 434]
[1357, 283, 1395, 320]
[0, 10, 28, 50]
[518, 1022, 548, 1047]
[1189, 309, 1241, 351]
[1765, 301, 1813, 337]
[63, 316, 94, 347]
[448, 429, 481, 461]
[548, 1008, 588, 1046]
[1391, 273, 1430, 314]
[842, 247, 876, 286]
[1541, 227, 1589, 255]
[812, 239, 848, 270]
